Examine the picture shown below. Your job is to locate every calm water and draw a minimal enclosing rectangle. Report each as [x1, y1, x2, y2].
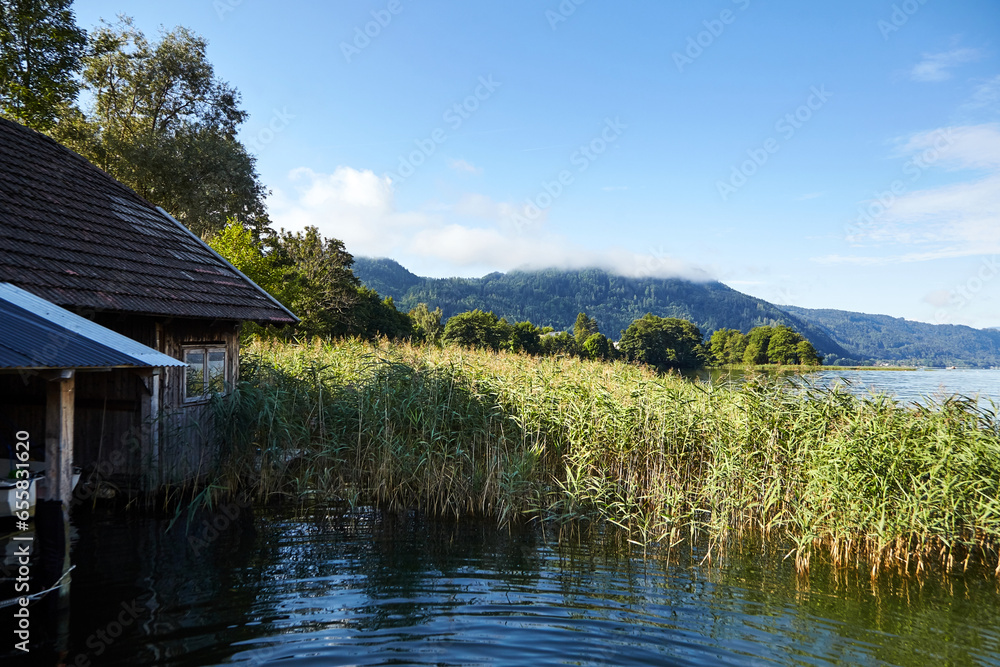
[696, 368, 1000, 407]
[7, 506, 1000, 666]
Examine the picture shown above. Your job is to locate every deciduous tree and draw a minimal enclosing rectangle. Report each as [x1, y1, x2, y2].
[0, 0, 85, 131]
[574, 312, 599, 346]
[582, 332, 613, 361]
[743, 326, 774, 365]
[766, 325, 801, 365]
[442, 310, 512, 351]
[57, 18, 268, 237]
[409, 303, 444, 344]
[619, 314, 706, 370]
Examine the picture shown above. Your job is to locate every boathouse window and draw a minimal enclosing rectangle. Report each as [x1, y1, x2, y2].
[184, 346, 227, 402]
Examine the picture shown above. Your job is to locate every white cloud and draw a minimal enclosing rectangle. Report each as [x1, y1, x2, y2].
[268, 167, 437, 257]
[910, 48, 982, 82]
[451, 193, 547, 228]
[963, 74, 1000, 112]
[875, 172, 1000, 247]
[269, 166, 710, 281]
[814, 248, 979, 266]
[894, 123, 1000, 170]
[841, 124, 1000, 259]
[448, 158, 482, 175]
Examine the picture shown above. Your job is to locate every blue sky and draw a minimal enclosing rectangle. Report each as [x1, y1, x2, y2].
[74, 1, 1000, 327]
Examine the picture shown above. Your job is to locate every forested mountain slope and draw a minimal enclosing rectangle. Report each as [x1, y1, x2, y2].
[780, 306, 1000, 367]
[354, 258, 851, 359]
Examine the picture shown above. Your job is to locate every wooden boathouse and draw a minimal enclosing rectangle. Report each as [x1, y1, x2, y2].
[0, 117, 298, 498]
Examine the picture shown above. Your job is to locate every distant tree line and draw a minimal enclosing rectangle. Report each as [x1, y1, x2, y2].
[709, 326, 821, 366]
[208, 222, 825, 372]
[352, 258, 851, 360]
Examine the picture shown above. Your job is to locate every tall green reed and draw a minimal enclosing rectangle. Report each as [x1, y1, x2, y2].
[211, 338, 1000, 576]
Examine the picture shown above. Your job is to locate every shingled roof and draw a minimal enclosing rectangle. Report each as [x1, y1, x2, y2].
[0, 118, 297, 324]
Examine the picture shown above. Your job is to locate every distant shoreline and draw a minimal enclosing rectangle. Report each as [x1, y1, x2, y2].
[709, 364, 918, 372]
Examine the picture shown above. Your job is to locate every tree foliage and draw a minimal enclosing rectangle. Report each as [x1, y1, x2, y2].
[540, 331, 579, 357]
[0, 0, 85, 131]
[208, 222, 414, 341]
[352, 290, 413, 340]
[55, 18, 268, 237]
[409, 303, 444, 344]
[509, 321, 543, 355]
[573, 312, 599, 346]
[275, 227, 360, 337]
[442, 310, 512, 351]
[619, 314, 706, 370]
[351, 259, 851, 359]
[709, 328, 746, 365]
[743, 326, 774, 365]
[207, 218, 284, 298]
[582, 333, 613, 361]
[706, 324, 822, 366]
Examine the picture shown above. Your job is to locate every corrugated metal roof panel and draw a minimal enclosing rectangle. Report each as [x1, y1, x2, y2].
[0, 283, 186, 370]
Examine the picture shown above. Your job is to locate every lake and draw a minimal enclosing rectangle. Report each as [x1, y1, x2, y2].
[695, 368, 1000, 407]
[6, 506, 1000, 666]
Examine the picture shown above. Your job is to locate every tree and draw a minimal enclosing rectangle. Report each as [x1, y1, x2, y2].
[351, 290, 413, 340]
[796, 340, 822, 366]
[709, 328, 743, 365]
[57, 18, 267, 237]
[442, 310, 512, 351]
[276, 227, 360, 338]
[766, 325, 801, 365]
[743, 326, 774, 365]
[409, 303, 443, 344]
[209, 222, 416, 341]
[0, 0, 85, 131]
[509, 321, 542, 355]
[582, 332, 613, 361]
[722, 331, 747, 364]
[540, 331, 578, 357]
[208, 218, 284, 299]
[619, 314, 706, 370]
[573, 312, 599, 346]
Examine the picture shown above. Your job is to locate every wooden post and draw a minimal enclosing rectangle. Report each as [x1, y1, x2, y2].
[42, 369, 75, 603]
[44, 370, 75, 509]
[138, 369, 162, 492]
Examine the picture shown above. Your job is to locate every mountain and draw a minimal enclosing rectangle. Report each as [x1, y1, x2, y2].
[353, 258, 851, 359]
[779, 306, 1000, 368]
[355, 258, 1000, 367]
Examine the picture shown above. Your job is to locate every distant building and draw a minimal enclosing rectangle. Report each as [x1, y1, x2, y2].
[0, 118, 297, 495]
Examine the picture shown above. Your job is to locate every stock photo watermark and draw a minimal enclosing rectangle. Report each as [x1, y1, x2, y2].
[510, 117, 627, 233]
[933, 255, 999, 324]
[673, 0, 752, 73]
[187, 494, 252, 556]
[246, 108, 295, 153]
[844, 127, 954, 242]
[878, 0, 931, 40]
[341, 0, 405, 63]
[717, 85, 832, 201]
[546, 0, 586, 31]
[10, 430, 33, 653]
[388, 75, 502, 183]
[213, 0, 244, 21]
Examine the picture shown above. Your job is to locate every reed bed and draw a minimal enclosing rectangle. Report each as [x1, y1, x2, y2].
[211, 338, 1000, 576]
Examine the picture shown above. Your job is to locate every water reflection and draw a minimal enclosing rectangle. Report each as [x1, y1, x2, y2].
[690, 367, 1000, 406]
[11, 506, 995, 666]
